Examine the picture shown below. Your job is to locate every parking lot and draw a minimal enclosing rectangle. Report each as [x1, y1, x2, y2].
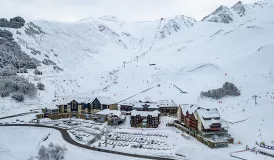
[96, 129, 173, 153]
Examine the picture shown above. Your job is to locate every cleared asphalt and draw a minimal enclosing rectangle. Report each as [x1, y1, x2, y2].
[0, 124, 175, 160]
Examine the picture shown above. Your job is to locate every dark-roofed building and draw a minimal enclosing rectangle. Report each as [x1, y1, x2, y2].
[132, 101, 159, 111]
[120, 101, 135, 112]
[130, 110, 160, 128]
[156, 100, 178, 116]
[92, 96, 117, 110]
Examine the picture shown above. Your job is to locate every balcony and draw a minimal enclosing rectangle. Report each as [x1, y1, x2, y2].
[201, 128, 228, 135]
[210, 128, 221, 131]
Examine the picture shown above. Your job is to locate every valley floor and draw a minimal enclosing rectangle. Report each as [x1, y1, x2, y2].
[0, 126, 145, 160]
[1, 114, 273, 160]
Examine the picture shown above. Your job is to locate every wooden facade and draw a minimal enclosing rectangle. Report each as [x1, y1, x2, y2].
[132, 103, 159, 112]
[92, 98, 118, 110]
[188, 113, 198, 131]
[120, 105, 133, 111]
[176, 106, 233, 149]
[159, 107, 177, 116]
[92, 98, 101, 110]
[130, 110, 160, 128]
[178, 105, 198, 132]
[157, 100, 178, 116]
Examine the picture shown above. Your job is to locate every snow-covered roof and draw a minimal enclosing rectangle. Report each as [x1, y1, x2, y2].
[54, 95, 94, 105]
[195, 108, 228, 129]
[131, 110, 160, 117]
[132, 102, 159, 109]
[201, 118, 221, 129]
[196, 108, 220, 119]
[96, 109, 121, 117]
[96, 96, 116, 105]
[119, 100, 136, 106]
[179, 104, 199, 115]
[156, 100, 177, 108]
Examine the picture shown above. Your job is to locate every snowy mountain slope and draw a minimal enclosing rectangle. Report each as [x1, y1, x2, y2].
[1, 1, 274, 159]
[201, 1, 274, 23]
[154, 15, 196, 39]
[202, 5, 234, 23]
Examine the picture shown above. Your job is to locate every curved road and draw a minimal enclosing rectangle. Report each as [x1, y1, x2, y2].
[0, 124, 175, 160]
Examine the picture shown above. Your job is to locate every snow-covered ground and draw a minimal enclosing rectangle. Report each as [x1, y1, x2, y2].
[0, 126, 144, 160]
[1, 0, 274, 159]
[232, 150, 273, 160]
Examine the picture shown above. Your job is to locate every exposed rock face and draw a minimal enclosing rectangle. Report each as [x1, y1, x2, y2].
[156, 15, 196, 39]
[202, 5, 233, 24]
[0, 16, 25, 28]
[232, 1, 246, 17]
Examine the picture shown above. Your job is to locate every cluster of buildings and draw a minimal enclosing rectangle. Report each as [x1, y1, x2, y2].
[41, 96, 121, 125]
[40, 96, 233, 148]
[120, 100, 178, 128]
[176, 104, 233, 148]
[41, 97, 178, 128]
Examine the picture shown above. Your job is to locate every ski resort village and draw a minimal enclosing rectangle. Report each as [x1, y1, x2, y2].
[1, 0, 274, 160]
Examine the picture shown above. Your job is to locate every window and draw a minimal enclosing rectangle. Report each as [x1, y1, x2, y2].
[72, 102, 77, 110]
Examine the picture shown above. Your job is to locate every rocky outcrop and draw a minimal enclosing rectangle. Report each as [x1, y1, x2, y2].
[202, 5, 233, 24]
[231, 1, 246, 17]
[155, 15, 196, 39]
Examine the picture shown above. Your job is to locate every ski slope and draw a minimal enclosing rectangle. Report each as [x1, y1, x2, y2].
[0, 0, 274, 159]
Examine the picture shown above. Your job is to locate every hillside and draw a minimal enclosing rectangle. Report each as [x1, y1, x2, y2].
[0, 0, 274, 159]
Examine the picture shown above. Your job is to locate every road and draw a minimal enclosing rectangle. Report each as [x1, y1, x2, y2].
[0, 124, 175, 160]
[0, 111, 39, 120]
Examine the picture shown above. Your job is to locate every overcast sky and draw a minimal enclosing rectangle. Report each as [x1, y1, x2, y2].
[1, 0, 258, 22]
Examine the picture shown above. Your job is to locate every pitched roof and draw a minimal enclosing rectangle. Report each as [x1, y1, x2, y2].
[119, 100, 136, 106]
[132, 102, 159, 109]
[196, 108, 220, 119]
[54, 95, 94, 105]
[195, 108, 228, 129]
[131, 110, 160, 117]
[179, 104, 199, 115]
[96, 109, 121, 117]
[156, 100, 177, 108]
[95, 96, 116, 105]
